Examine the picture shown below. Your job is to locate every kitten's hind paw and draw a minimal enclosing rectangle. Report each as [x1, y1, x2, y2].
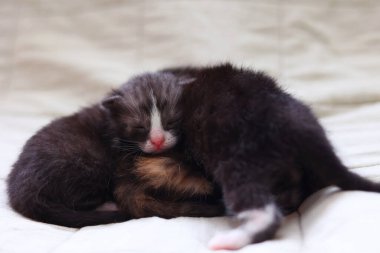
[208, 203, 281, 250]
[208, 229, 251, 250]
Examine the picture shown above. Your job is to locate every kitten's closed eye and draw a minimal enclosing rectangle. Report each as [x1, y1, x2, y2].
[165, 119, 180, 129]
[131, 125, 149, 134]
[133, 125, 147, 130]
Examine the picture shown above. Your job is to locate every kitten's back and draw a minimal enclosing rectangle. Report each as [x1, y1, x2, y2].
[7, 105, 127, 227]
[166, 63, 380, 249]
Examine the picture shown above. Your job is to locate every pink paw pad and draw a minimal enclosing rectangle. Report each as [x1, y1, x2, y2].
[208, 229, 251, 250]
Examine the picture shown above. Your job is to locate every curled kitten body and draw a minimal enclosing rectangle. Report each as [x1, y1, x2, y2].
[163, 63, 380, 250]
[7, 105, 128, 227]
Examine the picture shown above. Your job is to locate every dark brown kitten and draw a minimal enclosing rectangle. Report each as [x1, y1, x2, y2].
[7, 105, 127, 227]
[162, 63, 380, 250]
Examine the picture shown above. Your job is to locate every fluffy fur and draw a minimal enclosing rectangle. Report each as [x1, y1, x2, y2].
[7, 71, 223, 228]
[104, 73, 224, 218]
[162, 63, 380, 249]
[114, 152, 224, 218]
[7, 105, 127, 227]
[8, 63, 380, 243]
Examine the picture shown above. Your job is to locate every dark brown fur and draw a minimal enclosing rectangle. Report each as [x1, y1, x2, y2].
[162, 63, 380, 244]
[7, 71, 224, 227]
[7, 105, 128, 227]
[9, 62, 379, 238]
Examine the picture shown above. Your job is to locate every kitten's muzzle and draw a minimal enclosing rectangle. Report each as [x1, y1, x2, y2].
[150, 135, 165, 151]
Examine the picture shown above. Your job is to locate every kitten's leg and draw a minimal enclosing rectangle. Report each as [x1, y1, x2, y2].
[208, 201, 281, 250]
[207, 161, 283, 250]
[115, 186, 225, 218]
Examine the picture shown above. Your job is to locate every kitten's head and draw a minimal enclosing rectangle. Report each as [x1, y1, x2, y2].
[102, 72, 192, 154]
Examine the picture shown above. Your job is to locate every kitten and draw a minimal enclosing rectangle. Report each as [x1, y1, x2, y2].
[162, 63, 380, 250]
[7, 72, 222, 228]
[102, 73, 224, 218]
[7, 104, 126, 227]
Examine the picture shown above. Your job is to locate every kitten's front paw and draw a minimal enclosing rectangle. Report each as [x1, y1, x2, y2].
[95, 202, 119, 211]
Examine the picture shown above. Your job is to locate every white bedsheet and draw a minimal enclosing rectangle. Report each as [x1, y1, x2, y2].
[1, 0, 380, 252]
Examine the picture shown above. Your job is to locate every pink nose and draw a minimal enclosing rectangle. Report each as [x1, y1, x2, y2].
[151, 136, 165, 149]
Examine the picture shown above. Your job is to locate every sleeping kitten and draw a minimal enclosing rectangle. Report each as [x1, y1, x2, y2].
[102, 73, 224, 218]
[162, 63, 380, 250]
[7, 72, 222, 228]
[7, 104, 126, 227]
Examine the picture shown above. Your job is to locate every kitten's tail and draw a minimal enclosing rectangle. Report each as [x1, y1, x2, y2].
[10, 201, 128, 228]
[334, 169, 380, 192]
[298, 129, 380, 193]
[42, 206, 128, 228]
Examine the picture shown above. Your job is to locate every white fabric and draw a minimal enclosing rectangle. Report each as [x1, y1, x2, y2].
[1, 0, 380, 252]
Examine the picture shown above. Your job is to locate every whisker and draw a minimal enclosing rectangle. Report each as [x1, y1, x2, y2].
[115, 146, 140, 151]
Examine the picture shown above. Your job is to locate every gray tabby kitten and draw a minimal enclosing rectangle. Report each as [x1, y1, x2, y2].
[102, 73, 225, 219]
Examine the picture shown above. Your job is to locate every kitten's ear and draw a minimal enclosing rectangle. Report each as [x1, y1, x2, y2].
[101, 93, 123, 112]
[178, 77, 196, 86]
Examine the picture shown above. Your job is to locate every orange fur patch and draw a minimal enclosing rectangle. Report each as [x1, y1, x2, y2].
[135, 157, 213, 195]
